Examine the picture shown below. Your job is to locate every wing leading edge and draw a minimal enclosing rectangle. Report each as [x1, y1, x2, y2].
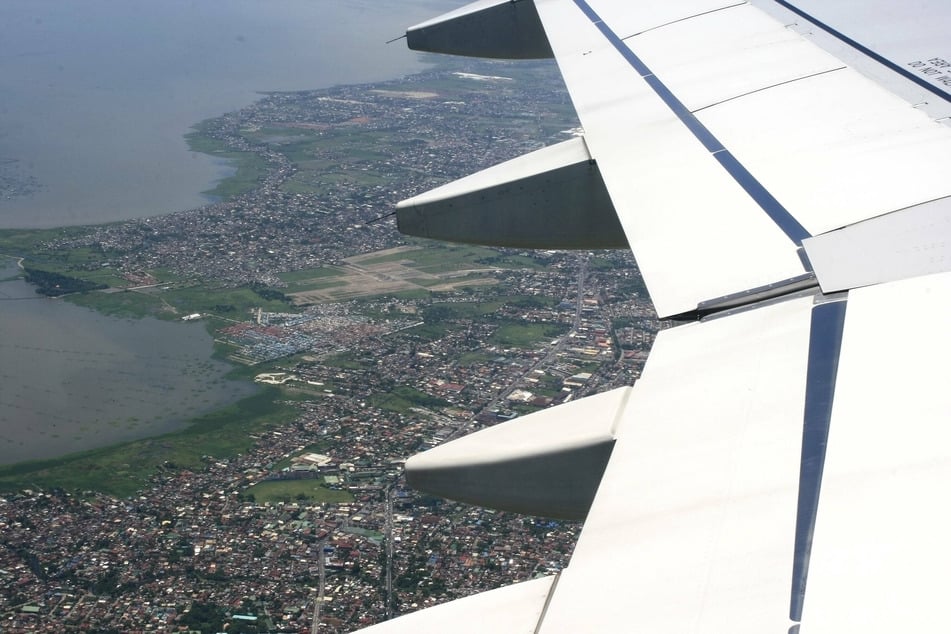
[367, 0, 951, 631]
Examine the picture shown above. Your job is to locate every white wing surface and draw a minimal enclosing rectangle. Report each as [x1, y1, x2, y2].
[373, 0, 951, 631]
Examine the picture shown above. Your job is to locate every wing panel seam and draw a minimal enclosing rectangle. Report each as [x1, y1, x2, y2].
[621, 1, 748, 39]
[570, 0, 812, 246]
[533, 570, 562, 634]
[691, 66, 848, 113]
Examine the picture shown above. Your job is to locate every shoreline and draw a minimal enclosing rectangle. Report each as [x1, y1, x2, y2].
[0, 57, 576, 493]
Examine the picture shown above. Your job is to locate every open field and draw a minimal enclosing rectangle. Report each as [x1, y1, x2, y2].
[369, 386, 450, 414]
[491, 321, 568, 348]
[286, 244, 518, 303]
[244, 479, 353, 504]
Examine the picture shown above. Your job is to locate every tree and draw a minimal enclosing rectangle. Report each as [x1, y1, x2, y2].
[179, 601, 226, 633]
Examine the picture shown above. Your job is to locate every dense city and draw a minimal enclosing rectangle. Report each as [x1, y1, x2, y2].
[1, 60, 663, 632]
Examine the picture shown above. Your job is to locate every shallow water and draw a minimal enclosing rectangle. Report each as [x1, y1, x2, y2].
[0, 257, 257, 464]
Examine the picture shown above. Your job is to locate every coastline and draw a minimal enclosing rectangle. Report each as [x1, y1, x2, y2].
[0, 57, 578, 495]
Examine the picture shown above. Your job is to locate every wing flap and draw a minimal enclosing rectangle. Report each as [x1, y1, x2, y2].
[697, 69, 951, 236]
[538, 295, 816, 632]
[800, 271, 951, 631]
[631, 3, 845, 112]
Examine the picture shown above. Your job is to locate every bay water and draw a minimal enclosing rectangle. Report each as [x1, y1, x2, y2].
[0, 0, 452, 464]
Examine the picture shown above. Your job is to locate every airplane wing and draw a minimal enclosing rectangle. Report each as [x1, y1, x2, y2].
[363, 1, 951, 631]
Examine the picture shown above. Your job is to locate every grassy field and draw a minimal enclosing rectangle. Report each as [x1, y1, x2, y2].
[491, 321, 568, 348]
[244, 479, 353, 504]
[0, 227, 93, 255]
[369, 386, 450, 414]
[67, 288, 170, 318]
[322, 351, 375, 370]
[67, 282, 294, 322]
[0, 387, 295, 497]
[401, 321, 454, 342]
[424, 300, 506, 319]
[356, 243, 497, 269]
[457, 351, 498, 366]
[277, 266, 347, 285]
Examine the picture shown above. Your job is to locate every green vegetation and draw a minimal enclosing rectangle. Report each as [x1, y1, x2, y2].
[0, 388, 297, 497]
[403, 321, 453, 342]
[0, 229, 129, 292]
[370, 386, 450, 413]
[422, 301, 502, 321]
[67, 289, 167, 318]
[180, 602, 226, 634]
[165, 284, 290, 316]
[250, 284, 291, 304]
[474, 252, 549, 271]
[22, 267, 107, 296]
[419, 296, 554, 322]
[511, 403, 544, 416]
[341, 526, 383, 542]
[289, 278, 348, 293]
[491, 321, 568, 348]
[0, 226, 91, 255]
[323, 351, 374, 370]
[277, 265, 346, 285]
[358, 243, 506, 273]
[529, 372, 564, 397]
[457, 351, 496, 366]
[186, 125, 268, 199]
[244, 479, 353, 504]
[66, 281, 295, 322]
